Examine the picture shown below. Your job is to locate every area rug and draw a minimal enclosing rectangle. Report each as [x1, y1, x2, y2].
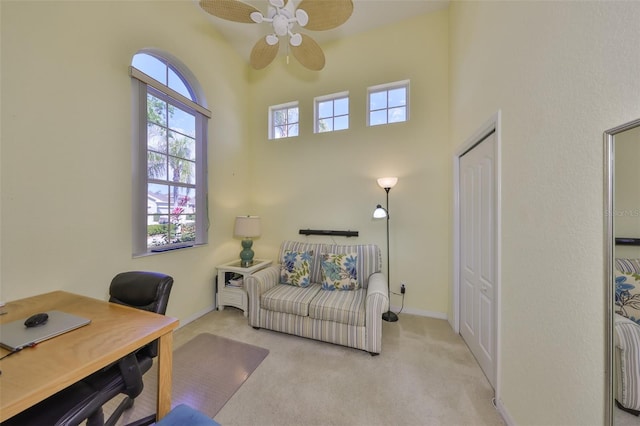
[106, 333, 269, 423]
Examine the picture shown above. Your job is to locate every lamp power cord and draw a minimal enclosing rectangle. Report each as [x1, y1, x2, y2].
[389, 291, 405, 316]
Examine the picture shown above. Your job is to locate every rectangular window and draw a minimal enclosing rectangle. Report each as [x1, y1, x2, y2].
[367, 80, 410, 127]
[315, 92, 349, 133]
[269, 102, 299, 139]
[146, 89, 198, 250]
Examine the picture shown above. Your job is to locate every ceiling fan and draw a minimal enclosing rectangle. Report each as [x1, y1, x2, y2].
[199, 0, 354, 71]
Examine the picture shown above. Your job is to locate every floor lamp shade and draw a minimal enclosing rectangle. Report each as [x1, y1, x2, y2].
[234, 216, 261, 266]
[377, 177, 398, 189]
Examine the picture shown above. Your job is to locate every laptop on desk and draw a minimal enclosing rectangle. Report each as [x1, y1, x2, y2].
[0, 310, 91, 351]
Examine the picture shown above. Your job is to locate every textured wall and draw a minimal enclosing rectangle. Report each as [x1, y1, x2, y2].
[246, 10, 451, 317]
[449, 1, 640, 424]
[0, 1, 250, 320]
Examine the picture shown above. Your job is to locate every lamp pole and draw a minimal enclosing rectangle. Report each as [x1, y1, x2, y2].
[382, 186, 398, 322]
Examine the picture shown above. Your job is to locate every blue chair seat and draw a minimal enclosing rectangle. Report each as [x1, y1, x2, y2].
[156, 405, 220, 426]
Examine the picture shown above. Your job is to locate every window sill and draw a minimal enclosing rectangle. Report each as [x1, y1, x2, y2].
[133, 243, 206, 258]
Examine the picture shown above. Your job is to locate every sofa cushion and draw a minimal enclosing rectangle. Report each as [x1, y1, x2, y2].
[616, 258, 640, 274]
[261, 283, 321, 316]
[280, 250, 313, 287]
[280, 241, 327, 284]
[309, 288, 366, 326]
[616, 269, 640, 325]
[321, 252, 359, 290]
[325, 244, 381, 289]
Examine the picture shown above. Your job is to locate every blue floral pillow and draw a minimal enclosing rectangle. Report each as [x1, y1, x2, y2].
[321, 253, 358, 291]
[615, 269, 640, 325]
[280, 250, 313, 287]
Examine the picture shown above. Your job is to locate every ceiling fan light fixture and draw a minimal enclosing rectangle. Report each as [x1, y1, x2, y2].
[250, 11, 263, 23]
[265, 34, 279, 45]
[289, 33, 302, 46]
[295, 9, 309, 26]
[200, 0, 354, 71]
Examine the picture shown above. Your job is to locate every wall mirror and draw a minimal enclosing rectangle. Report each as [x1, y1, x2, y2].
[604, 117, 640, 426]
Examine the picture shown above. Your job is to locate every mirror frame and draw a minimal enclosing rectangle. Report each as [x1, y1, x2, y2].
[604, 117, 640, 426]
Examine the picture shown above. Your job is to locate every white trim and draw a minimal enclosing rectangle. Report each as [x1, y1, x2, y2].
[390, 305, 447, 320]
[177, 305, 216, 329]
[129, 66, 211, 118]
[452, 110, 502, 401]
[495, 398, 515, 426]
[268, 101, 299, 140]
[366, 79, 410, 127]
[313, 91, 350, 133]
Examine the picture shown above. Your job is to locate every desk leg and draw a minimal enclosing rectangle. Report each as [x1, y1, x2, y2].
[157, 332, 174, 420]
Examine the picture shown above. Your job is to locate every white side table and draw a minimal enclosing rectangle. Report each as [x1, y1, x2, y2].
[216, 259, 273, 317]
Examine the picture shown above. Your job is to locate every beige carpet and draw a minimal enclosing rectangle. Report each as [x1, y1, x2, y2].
[104, 309, 506, 425]
[106, 333, 268, 424]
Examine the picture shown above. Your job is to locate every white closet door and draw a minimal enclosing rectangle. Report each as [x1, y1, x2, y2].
[459, 132, 496, 388]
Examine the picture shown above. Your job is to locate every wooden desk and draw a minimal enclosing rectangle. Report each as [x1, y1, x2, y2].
[0, 291, 179, 422]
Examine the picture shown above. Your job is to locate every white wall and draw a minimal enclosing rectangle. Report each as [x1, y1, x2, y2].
[246, 10, 451, 317]
[449, 1, 640, 424]
[4, 1, 640, 423]
[0, 1, 252, 321]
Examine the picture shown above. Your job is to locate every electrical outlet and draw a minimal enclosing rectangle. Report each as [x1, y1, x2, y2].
[400, 283, 406, 294]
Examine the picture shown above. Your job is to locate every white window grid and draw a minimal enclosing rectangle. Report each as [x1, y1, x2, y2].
[269, 102, 299, 139]
[367, 80, 410, 127]
[130, 51, 210, 256]
[314, 92, 349, 133]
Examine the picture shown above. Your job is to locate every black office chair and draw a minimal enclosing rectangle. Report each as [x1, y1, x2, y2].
[1, 271, 173, 426]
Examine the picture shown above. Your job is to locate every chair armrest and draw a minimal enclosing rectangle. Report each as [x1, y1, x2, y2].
[246, 265, 280, 327]
[365, 272, 389, 354]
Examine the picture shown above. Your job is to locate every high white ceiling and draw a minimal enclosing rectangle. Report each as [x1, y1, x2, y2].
[195, 0, 449, 64]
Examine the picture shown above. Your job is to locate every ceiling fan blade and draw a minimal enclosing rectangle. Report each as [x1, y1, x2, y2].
[250, 37, 280, 70]
[297, 0, 353, 31]
[199, 0, 261, 23]
[290, 34, 325, 71]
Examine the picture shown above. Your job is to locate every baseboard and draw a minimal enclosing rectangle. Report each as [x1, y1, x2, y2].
[177, 305, 216, 329]
[392, 305, 448, 320]
[181, 305, 447, 327]
[495, 398, 515, 426]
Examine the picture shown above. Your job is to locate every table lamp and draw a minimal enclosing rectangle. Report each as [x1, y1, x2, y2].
[234, 216, 261, 267]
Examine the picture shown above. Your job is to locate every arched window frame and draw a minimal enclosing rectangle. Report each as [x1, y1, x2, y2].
[130, 51, 211, 256]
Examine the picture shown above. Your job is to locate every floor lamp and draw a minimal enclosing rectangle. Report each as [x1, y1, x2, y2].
[373, 177, 398, 322]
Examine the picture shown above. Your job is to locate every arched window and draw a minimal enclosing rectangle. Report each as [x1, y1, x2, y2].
[130, 51, 210, 255]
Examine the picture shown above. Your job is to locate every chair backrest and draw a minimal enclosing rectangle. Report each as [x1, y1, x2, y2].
[109, 271, 173, 357]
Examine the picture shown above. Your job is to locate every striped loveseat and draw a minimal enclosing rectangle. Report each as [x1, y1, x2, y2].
[614, 258, 640, 414]
[246, 240, 389, 354]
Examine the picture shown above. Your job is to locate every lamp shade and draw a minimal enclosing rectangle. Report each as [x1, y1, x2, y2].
[234, 216, 261, 238]
[373, 205, 388, 219]
[377, 177, 398, 189]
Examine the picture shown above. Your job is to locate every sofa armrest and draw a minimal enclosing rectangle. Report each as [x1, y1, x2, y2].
[246, 264, 280, 327]
[365, 272, 389, 354]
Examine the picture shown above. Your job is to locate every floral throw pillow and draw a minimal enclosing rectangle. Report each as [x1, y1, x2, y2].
[321, 253, 358, 291]
[615, 269, 640, 325]
[280, 250, 313, 287]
